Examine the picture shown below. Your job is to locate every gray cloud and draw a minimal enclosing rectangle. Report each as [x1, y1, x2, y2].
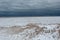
[0, 0, 60, 11]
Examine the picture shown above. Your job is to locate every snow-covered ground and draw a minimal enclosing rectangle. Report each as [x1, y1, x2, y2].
[0, 17, 60, 40]
[0, 17, 60, 27]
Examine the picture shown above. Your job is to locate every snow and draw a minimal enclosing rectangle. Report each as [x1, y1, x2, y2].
[0, 17, 60, 27]
[0, 17, 60, 40]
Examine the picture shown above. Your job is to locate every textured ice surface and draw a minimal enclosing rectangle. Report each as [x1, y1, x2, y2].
[0, 23, 60, 40]
[0, 17, 60, 40]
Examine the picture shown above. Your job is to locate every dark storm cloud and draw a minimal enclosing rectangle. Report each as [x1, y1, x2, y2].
[0, 0, 60, 16]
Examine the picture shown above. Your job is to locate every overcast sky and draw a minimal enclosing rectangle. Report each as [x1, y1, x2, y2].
[0, 0, 60, 11]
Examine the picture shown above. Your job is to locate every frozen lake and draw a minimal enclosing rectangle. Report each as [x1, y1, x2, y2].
[0, 17, 60, 27]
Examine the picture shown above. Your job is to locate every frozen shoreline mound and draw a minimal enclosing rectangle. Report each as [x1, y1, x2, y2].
[0, 23, 60, 40]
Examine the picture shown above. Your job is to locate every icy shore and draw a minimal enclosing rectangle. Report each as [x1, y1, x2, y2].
[0, 23, 60, 40]
[0, 17, 60, 40]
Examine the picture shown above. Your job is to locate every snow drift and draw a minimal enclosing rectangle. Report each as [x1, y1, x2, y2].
[0, 23, 60, 40]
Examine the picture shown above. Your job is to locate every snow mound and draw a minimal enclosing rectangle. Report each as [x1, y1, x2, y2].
[0, 23, 60, 40]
